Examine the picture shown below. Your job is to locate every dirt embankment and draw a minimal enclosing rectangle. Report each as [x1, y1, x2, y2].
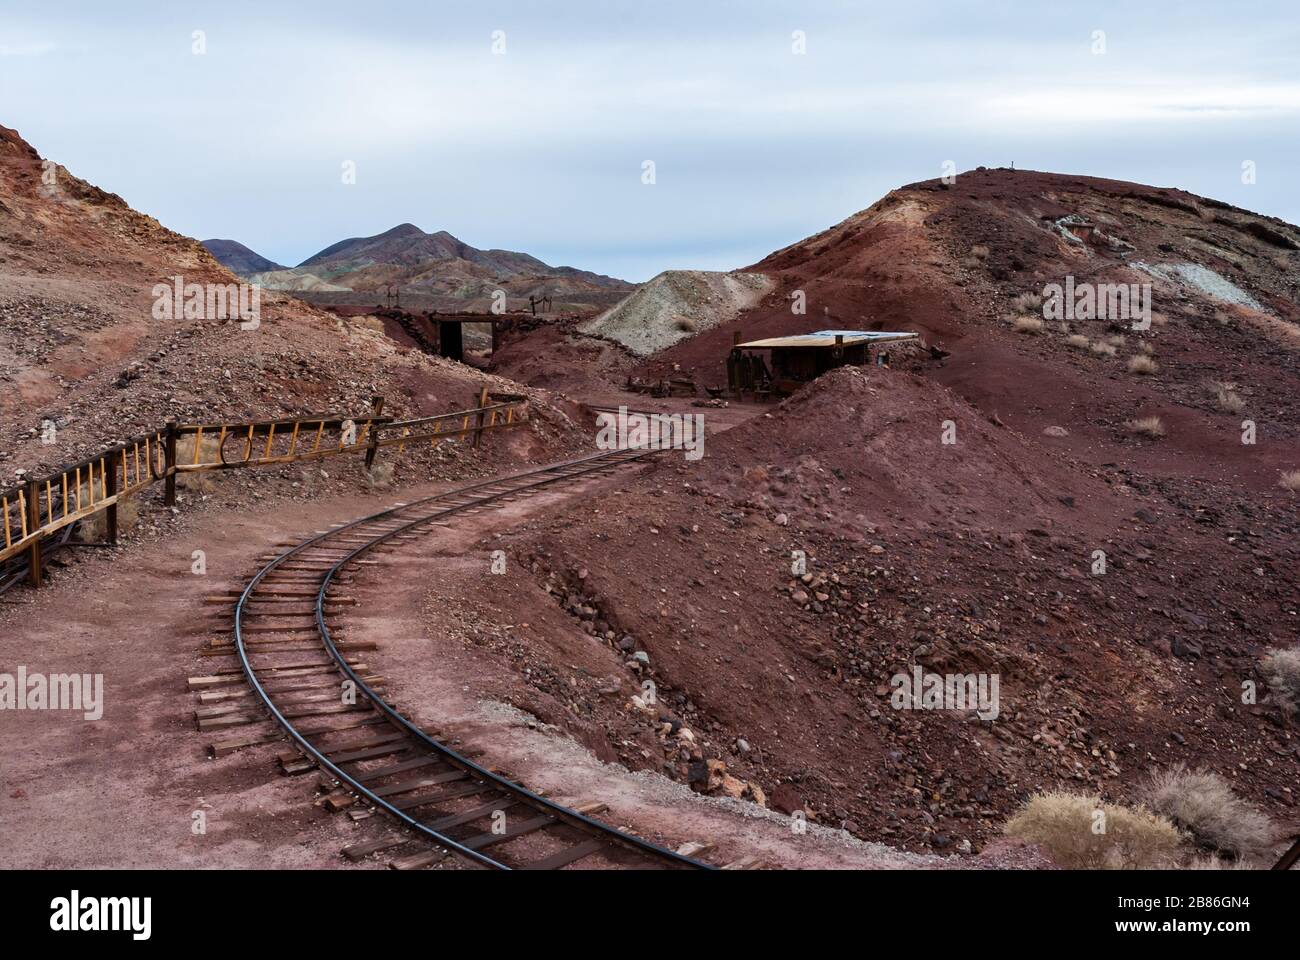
[434, 366, 1300, 855]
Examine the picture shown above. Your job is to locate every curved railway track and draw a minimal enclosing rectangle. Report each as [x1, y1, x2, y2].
[231, 448, 712, 871]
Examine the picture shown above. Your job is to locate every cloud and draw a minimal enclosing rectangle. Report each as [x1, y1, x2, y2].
[2, 1, 1297, 280]
[0, 41, 57, 57]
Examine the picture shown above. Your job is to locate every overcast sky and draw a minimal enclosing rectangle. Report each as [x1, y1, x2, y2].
[3, 1, 1298, 281]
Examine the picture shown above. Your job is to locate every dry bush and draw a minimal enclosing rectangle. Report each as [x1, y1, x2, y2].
[76, 488, 140, 540]
[1127, 354, 1158, 375]
[1182, 854, 1259, 870]
[364, 461, 395, 492]
[1011, 291, 1042, 313]
[1278, 469, 1300, 494]
[1137, 340, 1155, 355]
[175, 435, 222, 493]
[1012, 315, 1044, 335]
[674, 316, 697, 333]
[1144, 765, 1276, 861]
[1125, 416, 1166, 438]
[1089, 341, 1117, 357]
[1108, 334, 1127, 348]
[1211, 381, 1245, 414]
[1261, 647, 1300, 713]
[1004, 792, 1183, 869]
[1067, 334, 1091, 350]
[969, 244, 990, 260]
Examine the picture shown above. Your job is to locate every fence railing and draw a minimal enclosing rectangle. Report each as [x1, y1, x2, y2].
[0, 391, 529, 588]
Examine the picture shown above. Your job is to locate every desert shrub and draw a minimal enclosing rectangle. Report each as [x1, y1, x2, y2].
[1144, 765, 1275, 861]
[1182, 854, 1258, 870]
[1278, 469, 1300, 494]
[175, 435, 222, 493]
[1108, 334, 1127, 348]
[674, 316, 697, 333]
[1261, 647, 1300, 713]
[76, 487, 140, 541]
[1089, 341, 1117, 357]
[1004, 791, 1182, 869]
[1125, 416, 1166, 438]
[969, 244, 990, 260]
[1211, 381, 1245, 414]
[1012, 315, 1044, 335]
[1127, 354, 1158, 374]
[1011, 291, 1042, 313]
[1067, 334, 1090, 350]
[1137, 340, 1155, 355]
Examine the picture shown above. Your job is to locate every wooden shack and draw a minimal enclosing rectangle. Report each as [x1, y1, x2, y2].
[727, 330, 920, 398]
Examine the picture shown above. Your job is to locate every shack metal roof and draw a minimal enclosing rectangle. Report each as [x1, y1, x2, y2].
[735, 330, 920, 349]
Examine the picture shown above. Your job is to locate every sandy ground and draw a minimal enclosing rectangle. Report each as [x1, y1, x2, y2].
[0, 482, 458, 869]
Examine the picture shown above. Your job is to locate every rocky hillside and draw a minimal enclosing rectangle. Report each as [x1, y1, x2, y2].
[0, 125, 585, 482]
[625, 169, 1300, 488]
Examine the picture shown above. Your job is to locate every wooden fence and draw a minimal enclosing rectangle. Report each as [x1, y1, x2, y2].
[0, 391, 528, 589]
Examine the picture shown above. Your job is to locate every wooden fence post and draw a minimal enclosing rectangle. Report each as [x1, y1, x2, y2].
[364, 396, 385, 470]
[164, 421, 178, 507]
[25, 478, 41, 588]
[473, 385, 490, 448]
[104, 454, 118, 545]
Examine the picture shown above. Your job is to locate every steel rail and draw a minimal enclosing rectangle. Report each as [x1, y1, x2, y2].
[234, 447, 712, 871]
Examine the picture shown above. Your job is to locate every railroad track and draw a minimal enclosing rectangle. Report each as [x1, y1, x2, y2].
[215, 448, 713, 870]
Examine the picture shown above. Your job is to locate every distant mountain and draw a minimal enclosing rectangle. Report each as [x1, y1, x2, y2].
[202, 239, 285, 276]
[296, 223, 630, 291]
[203, 223, 632, 312]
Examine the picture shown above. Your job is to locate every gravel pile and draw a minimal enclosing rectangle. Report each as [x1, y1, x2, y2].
[579, 270, 773, 356]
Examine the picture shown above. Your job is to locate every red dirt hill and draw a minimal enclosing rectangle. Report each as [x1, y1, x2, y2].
[621, 168, 1300, 490]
